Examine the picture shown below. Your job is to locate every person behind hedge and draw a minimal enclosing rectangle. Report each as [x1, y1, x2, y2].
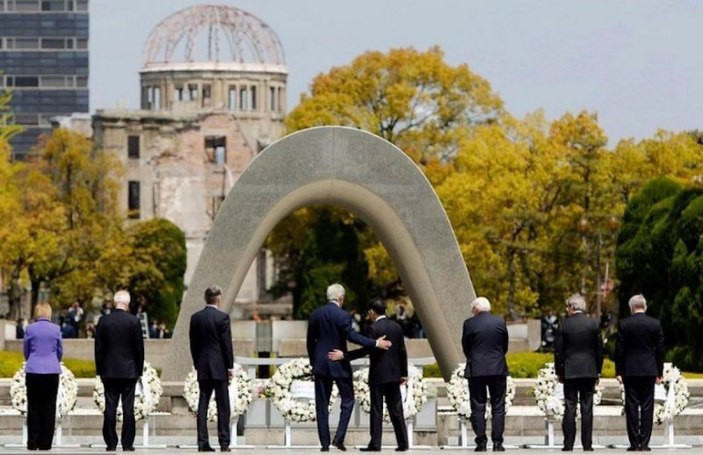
[554, 293, 604, 452]
[461, 296, 509, 452]
[616, 294, 664, 452]
[23, 302, 63, 451]
[95, 290, 145, 452]
[306, 283, 392, 452]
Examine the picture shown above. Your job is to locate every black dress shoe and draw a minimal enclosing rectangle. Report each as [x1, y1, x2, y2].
[396, 447, 409, 452]
[221, 448, 231, 452]
[493, 443, 506, 452]
[561, 448, 573, 452]
[332, 439, 347, 451]
[106, 448, 116, 452]
[475, 445, 487, 452]
[123, 448, 135, 452]
[583, 448, 594, 452]
[360, 447, 381, 452]
[198, 447, 216, 452]
[321, 447, 329, 452]
[626, 447, 639, 452]
[641, 448, 651, 452]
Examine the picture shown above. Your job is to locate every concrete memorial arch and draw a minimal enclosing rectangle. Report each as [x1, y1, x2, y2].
[163, 126, 477, 381]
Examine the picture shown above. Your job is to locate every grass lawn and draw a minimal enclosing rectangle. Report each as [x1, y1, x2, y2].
[0, 350, 95, 378]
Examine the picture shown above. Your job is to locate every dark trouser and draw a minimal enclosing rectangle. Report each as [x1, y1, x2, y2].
[314, 375, 354, 448]
[26, 373, 59, 450]
[623, 376, 656, 450]
[468, 375, 507, 447]
[197, 379, 231, 449]
[369, 382, 409, 450]
[102, 377, 137, 450]
[562, 377, 597, 449]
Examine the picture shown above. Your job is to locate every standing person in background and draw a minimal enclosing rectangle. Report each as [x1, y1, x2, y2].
[554, 294, 604, 452]
[95, 290, 145, 452]
[328, 299, 409, 452]
[190, 285, 235, 452]
[23, 303, 63, 451]
[307, 283, 392, 452]
[616, 294, 665, 452]
[462, 296, 509, 452]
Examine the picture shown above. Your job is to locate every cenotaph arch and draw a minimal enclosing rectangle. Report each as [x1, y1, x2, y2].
[162, 126, 477, 381]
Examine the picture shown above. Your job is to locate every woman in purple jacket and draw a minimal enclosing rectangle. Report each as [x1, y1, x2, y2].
[23, 302, 63, 451]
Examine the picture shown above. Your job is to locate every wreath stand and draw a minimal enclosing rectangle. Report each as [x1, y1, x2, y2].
[5, 417, 80, 448]
[266, 381, 321, 449]
[523, 417, 562, 449]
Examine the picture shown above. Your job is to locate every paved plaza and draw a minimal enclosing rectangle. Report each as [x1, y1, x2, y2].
[0, 448, 702, 454]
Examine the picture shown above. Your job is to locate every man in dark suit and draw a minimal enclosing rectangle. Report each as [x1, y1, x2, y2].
[95, 290, 145, 452]
[329, 299, 409, 452]
[554, 294, 604, 452]
[307, 283, 392, 452]
[616, 294, 665, 452]
[189, 285, 235, 452]
[462, 296, 509, 452]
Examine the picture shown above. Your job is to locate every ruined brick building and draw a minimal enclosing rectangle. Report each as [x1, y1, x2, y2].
[92, 5, 288, 315]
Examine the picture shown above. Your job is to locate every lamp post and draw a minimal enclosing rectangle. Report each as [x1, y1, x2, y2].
[578, 215, 620, 318]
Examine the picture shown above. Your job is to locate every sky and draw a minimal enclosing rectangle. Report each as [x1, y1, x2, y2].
[91, 0, 703, 145]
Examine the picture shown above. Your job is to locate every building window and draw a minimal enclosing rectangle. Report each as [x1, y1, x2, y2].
[15, 76, 39, 87]
[127, 135, 140, 159]
[205, 136, 227, 165]
[202, 84, 211, 108]
[239, 87, 248, 110]
[188, 84, 198, 100]
[174, 86, 184, 101]
[15, 0, 40, 12]
[269, 86, 276, 112]
[146, 86, 160, 110]
[250, 85, 257, 110]
[228, 86, 237, 111]
[128, 181, 140, 219]
[76, 0, 87, 11]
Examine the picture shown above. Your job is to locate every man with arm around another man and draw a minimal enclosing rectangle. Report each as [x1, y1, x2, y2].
[616, 294, 665, 452]
[554, 294, 604, 452]
[462, 296, 509, 452]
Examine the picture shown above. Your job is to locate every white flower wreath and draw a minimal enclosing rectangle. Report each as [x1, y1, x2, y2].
[10, 362, 78, 419]
[534, 362, 603, 419]
[265, 358, 338, 423]
[618, 362, 690, 425]
[352, 364, 429, 422]
[183, 364, 254, 421]
[94, 361, 163, 421]
[446, 363, 515, 419]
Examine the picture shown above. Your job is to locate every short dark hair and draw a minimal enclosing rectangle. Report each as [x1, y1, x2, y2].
[204, 285, 223, 305]
[369, 298, 386, 316]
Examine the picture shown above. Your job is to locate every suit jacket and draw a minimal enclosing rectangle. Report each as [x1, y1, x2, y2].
[615, 312, 665, 377]
[189, 306, 234, 381]
[95, 309, 145, 379]
[462, 311, 509, 378]
[307, 302, 377, 378]
[554, 312, 604, 379]
[348, 316, 408, 385]
[23, 318, 63, 374]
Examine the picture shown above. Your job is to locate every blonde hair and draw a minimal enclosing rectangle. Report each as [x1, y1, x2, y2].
[34, 303, 52, 320]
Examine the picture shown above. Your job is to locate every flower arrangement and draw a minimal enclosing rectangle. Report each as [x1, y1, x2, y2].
[619, 363, 690, 425]
[264, 358, 337, 422]
[533, 362, 603, 419]
[94, 361, 163, 421]
[10, 362, 78, 419]
[446, 363, 515, 419]
[183, 363, 254, 421]
[352, 364, 429, 422]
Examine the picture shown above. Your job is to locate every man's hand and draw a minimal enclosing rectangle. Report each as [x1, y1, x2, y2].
[228, 369, 234, 383]
[328, 349, 344, 361]
[557, 375, 563, 384]
[656, 376, 662, 385]
[377, 334, 392, 350]
[400, 377, 407, 385]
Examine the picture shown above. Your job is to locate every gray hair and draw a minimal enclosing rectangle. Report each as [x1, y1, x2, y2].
[327, 283, 345, 302]
[114, 290, 131, 306]
[629, 294, 647, 311]
[566, 293, 587, 312]
[471, 296, 491, 313]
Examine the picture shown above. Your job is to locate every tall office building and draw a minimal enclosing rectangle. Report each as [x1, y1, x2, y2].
[0, 0, 89, 159]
